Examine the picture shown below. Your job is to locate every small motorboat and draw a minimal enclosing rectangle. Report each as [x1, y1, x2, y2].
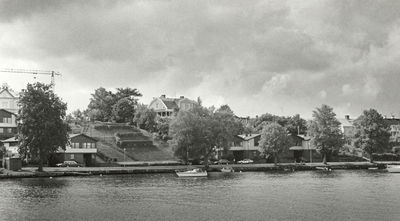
[386, 165, 400, 173]
[175, 168, 208, 177]
[220, 167, 234, 172]
[315, 166, 332, 171]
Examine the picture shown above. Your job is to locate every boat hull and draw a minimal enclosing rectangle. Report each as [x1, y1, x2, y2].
[387, 165, 400, 173]
[175, 169, 208, 177]
[220, 167, 234, 172]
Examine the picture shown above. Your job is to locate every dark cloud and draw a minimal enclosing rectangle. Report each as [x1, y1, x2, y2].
[2, 0, 400, 118]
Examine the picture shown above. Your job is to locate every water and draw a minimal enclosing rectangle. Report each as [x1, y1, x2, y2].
[1, 170, 400, 221]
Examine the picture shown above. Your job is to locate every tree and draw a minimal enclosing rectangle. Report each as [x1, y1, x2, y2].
[169, 105, 242, 167]
[307, 104, 345, 164]
[353, 109, 391, 163]
[285, 114, 307, 135]
[112, 98, 135, 123]
[133, 105, 157, 132]
[17, 83, 70, 171]
[259, 122, 292, 165]
[87, 87, 142, 122]
[87, 87, 114, 121]
[0, 142, 7, 159]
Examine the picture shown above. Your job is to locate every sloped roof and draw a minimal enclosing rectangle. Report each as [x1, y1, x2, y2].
[383, 118, 400, 126]
[1, 136, 18, 143]
[160, 98, 179, 109]
[0, 88, 19, 98]
[237, 134, 261, 141]
[69, 133, 98, 142]
[338, 118, 354, 127]
[0, 109, 17, 116]
[289, 145, 316, 150]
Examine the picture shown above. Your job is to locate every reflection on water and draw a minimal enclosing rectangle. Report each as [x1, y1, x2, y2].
[1, 170, 400, 221]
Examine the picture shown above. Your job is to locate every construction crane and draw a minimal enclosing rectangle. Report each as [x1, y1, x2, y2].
[0, 68, 61, 91]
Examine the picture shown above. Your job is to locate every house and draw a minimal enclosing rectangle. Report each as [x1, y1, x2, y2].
[1, 136, 19, 157]
[289, 134, 316, 162]
[338, 115, 357, 153]
[0, 109, 17, 140]
[228, 134, 262, 161]
[383, 117, 400, 142]
[148, 95, 197, 117]
[0, 88, 20, 114]
[57, 133, 98, 166]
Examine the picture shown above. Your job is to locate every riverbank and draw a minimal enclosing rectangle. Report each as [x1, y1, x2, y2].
[1, 161, 399, 179]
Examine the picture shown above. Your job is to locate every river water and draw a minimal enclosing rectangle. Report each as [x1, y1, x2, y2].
[1, 170, 400, 221]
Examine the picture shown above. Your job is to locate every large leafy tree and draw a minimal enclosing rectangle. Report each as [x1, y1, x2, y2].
[17, 83, 70, 171]
[353, 109, 391, 163]
[169, 105, 242, 167]
[307, 104, 345, 164]
[259, 122, 292, 165]
[112, 98, 135, 123]
[87, 87, 114, 121]
[133, 104, 157, 132]
[87, 87, 142, 122]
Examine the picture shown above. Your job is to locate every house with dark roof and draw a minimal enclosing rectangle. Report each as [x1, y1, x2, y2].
[0, 88, 19, 114]
[57, 133, 98, 166]
[228, 134, 262, 161]
[0, 109, 17, 140]
[148, 95, 197, 117]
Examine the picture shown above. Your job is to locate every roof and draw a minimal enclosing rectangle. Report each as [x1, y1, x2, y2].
[236, 134, 261, 141]
[338, 118, 354, 127]
[0, 109, 17, 116]
[291, 134, 310, 141]
[383, 118, 400, 126]
[160, 98, 179, 109]
[69, 133, 98, 142]
[289, 145, 316, 150]
[0, 88, 19, 98]
[1, 137, 18, 143]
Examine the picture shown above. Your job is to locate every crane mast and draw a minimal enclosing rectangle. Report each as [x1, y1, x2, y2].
[0, 68, 61, 90]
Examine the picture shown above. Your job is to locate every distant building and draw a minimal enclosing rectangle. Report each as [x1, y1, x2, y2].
[338, 115, 356, 149]
[383, 117, 400, 142]
[0, 88, 20, 114]
[0, 109, 17, 140]
[148, 95, 197, 117]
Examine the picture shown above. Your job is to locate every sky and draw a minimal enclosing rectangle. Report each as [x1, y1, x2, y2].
[1, 0, 400, 120]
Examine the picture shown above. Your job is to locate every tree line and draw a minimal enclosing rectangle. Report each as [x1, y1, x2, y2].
[14, 83, 396, 171]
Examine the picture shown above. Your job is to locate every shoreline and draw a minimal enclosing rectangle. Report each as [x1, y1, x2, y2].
[1, 161, 399, 179]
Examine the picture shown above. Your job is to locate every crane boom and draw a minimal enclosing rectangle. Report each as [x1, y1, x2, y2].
[0, 68, 61, 87]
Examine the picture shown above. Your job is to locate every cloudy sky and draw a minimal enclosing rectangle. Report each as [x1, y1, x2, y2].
[1, 0, 400, 119]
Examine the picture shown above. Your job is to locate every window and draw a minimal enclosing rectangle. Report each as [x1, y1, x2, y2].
[7, 128, 12, 133]
[70, 154, 74, 160]
[0, 128, 3, 133]
[156, 104, 159, 108]
[2, 101, 7, 108]
[2, 118, 11, 123]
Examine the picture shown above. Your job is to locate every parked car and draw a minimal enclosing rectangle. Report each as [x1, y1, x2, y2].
[237, 159, 253, 164]
[56, 161, 83, 167]
[214, 159, 231, 164]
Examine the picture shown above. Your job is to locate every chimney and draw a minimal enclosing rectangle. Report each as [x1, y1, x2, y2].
[345, 115, 350, 120]
[160, 95, 166, 98]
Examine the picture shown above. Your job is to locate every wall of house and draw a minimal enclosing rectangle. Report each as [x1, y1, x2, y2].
[178, 99, 195, 111]
[149, 99, 166, 111]
[0, 110, 17, 140]
[0, 90, 19, 113]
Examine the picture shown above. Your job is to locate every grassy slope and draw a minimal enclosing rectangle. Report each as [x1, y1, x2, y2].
[84, 122, 177, 162]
